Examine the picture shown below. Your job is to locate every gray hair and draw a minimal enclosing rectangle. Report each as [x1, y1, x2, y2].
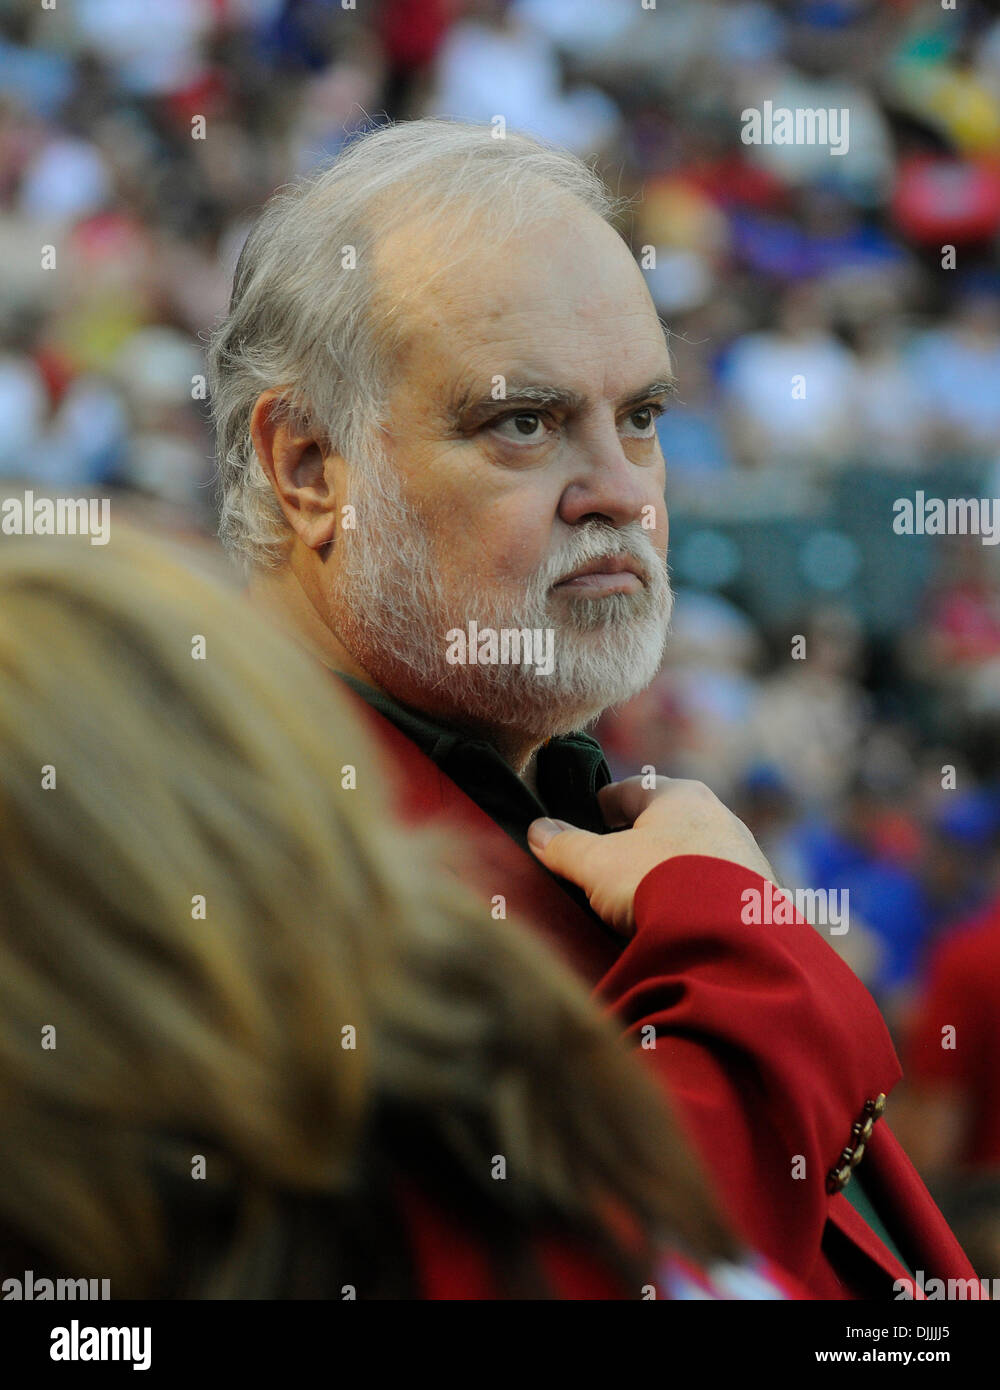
[205, 118, 630, 572]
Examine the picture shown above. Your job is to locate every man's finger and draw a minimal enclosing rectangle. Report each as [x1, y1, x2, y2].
[596, 775, 670, 828]
[527, 817, 603, 889]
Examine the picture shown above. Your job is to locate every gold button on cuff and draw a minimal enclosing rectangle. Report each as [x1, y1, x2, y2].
[830, 1164, 852, 1191]
[826, 1094, 887, 1193]
[852, 1116, 875, 1146]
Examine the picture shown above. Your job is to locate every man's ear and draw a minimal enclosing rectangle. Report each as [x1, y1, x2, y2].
[250, 389, 342, 550]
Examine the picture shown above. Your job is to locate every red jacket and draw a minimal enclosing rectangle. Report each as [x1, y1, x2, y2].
[346, 690, 977, 1298]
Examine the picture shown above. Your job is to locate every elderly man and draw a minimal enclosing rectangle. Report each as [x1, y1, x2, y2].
[207, 119, 975, 1298]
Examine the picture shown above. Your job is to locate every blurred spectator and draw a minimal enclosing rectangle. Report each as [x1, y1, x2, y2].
[734, 62, 895, 206]
[849, 319, 930, 469]
[905, 539, 1000, 733]
[745, 605, 870, 808]
[426, 1, 622, 155]
[908, 291, 1000, 459]
[896, 880, 1000, 1179]
[721, 283, 859, 470]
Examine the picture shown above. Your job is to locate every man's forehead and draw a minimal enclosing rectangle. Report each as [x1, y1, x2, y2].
[375, 200, 662, 363]
[445, 316, 675, 402]
[385, 308, 675, 416]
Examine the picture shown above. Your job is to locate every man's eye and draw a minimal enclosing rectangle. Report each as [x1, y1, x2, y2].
[623, 403, 665, 437]
[491, 411, 547, 442]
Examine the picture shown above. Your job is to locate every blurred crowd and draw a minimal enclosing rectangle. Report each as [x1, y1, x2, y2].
[3, 0, 1000, 1269]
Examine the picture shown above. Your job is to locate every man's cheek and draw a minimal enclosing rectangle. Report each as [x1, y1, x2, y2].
[491, 515, 554, 579]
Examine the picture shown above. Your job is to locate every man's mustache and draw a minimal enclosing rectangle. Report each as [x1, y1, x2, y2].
[538, 527, 662, 593]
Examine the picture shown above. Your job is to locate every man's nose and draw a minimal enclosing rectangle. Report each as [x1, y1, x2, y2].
[557, 423, 662, 529]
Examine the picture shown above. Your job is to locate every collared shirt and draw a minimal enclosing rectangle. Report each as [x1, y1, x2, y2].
[335, 671, 613, 852]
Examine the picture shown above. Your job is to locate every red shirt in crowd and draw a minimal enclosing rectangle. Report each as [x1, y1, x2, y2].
[903, 894, 1000, 1168]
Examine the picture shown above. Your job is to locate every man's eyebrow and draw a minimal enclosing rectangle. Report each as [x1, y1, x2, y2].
[618, 378, 678, 409]
[449, 377, 678, 427]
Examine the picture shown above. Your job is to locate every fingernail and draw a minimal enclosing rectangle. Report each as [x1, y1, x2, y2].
[528, 817, 567, 849]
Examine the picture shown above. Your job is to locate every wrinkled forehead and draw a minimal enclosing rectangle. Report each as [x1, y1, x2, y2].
[370, 198, 671, 408]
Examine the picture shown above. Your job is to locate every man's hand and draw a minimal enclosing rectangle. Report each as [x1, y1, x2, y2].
[527, 775, 778, 936]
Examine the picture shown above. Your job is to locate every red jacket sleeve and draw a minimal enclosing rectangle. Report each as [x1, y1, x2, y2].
[596, 855, 903, 1281]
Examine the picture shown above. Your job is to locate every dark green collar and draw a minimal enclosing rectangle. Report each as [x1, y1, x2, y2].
[335, 671, 612, 852]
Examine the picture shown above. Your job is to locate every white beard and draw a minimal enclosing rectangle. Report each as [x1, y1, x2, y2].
[331, 444, 674, 740]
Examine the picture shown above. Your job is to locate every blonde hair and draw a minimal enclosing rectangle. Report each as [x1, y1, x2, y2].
[0, 526, 732, 1297]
